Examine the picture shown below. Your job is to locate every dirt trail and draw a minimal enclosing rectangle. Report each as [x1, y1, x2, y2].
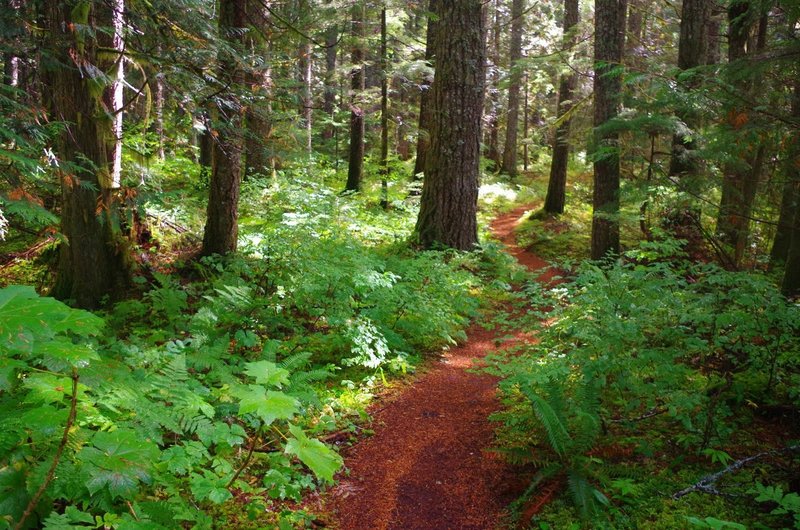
[317, 206, 550, 529]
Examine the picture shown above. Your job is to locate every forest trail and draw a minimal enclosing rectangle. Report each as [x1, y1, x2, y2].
[315, 205, 555, 529]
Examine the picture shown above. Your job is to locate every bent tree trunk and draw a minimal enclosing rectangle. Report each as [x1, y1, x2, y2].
[543, 0, 579, 215]
[43, 0, 129, 309]
[415, 0, 485, 250]
[591, 0, 627, 260]
[202, 0, 246, 256]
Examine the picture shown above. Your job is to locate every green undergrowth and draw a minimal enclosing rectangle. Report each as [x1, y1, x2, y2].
[0, 175, 516, 529]
[487, 239, 800, 529]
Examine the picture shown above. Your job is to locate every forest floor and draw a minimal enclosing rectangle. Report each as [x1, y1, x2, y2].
[309, 206, 555, 529]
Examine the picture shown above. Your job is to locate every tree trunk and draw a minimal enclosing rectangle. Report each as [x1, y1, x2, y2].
[154, 70, 166, 160]
[380, 7, 389, 209]
[772, 77, 800, 269]
[714, 2, 762, 266]
[108, 0, 125, 189]
[2, 0, 23, 88]
[668, 0, 708, 207]
[705, 1, 722, 65]
[244, 0, 272, 178]
[202, 0, 246, 256]
[483, 0, 502, 172]
[591, 0, 627, 260]
[395, 77, 411, 160]
[42, 0, 128, 308]
[412, 0, 440, 180]
[345, 1, 365, 192]
[297, 1, 313, 154]
[543, 0, 579, 215]
[415, 0, 485, 250]
[322, 19, 337, 141]
[625, 0, 642, 58]
[783, 191, 800, 297]
[500, 0, 525, 177]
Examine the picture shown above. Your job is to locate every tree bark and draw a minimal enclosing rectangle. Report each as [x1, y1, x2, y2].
[591, 0, 627, 260]
[2, 0, 23, 89]
[500, 0, 525, 177]
[773, 77, 800, 270]
[783, 184, 800, 297]
[244, 0, 273, 178]
[625, 0, 643, 58]
[543, 0, 579, 215]
[297, 0, 313, 154]
[42, 0, 129, 308]
[322, 18, 338, 141]
[483, 0, 502, 172]
[202, 0, 246, 256]
[380, 7, 389, 209]
[415, 0, 485, 250]
[412, 0, 440, 180]
[705, 1, 722, 65]
[108, 0, 125, 189]
[345, 1, 365, 192]
[668, 0, 708, 202]
[714, 2, 762, 266]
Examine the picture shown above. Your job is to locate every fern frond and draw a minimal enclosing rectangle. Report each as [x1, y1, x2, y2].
[523, 388, 572, 457]
[567, 469, 607, 519]
[279, 351, 313, 372]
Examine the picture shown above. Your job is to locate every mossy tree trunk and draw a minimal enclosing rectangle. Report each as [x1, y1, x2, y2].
[42, 0, 129, 308]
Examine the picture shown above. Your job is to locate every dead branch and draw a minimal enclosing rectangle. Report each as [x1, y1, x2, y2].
[672, 444, 800, 500]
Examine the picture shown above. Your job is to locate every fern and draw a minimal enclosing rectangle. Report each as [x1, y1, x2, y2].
[567, 469, 608, 519]
[524, 388, 572, 458]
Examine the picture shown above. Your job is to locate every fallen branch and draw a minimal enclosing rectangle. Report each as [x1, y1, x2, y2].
[146, 213, 189, 234]
[0, 236, 56, 268]
[672, 444, 800, 500]
[608, 407, 667, 423]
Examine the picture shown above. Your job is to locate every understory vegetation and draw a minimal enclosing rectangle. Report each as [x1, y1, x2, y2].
[0, 171, 504, 529]
[2, 0, 800, 526]
[486, 179, 800, 529]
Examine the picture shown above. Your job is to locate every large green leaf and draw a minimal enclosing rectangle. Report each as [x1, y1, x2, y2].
[0, 287, 103, 355]
[232, 385, 299, 425]
[37, 337, 100, 369]
[284, 424, 342, 483]
[80, 430, 159, 499]
[243, 360, 290, 387]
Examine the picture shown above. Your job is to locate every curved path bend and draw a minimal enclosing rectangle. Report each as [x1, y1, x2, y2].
[316, 206, 553, 529]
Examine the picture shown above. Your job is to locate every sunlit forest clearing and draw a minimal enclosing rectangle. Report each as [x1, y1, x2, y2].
[1, 0, 799, 528]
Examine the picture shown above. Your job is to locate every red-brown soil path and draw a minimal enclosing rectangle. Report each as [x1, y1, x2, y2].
[316, 206, 550, 529]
